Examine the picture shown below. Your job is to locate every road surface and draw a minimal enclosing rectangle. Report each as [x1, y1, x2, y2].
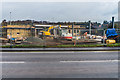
[1, 51, 119, 78]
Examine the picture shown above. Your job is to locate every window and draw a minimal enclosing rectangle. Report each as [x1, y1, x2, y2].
[74, 30, 76, 33]
[77, 29, 79, 33]
[69, 30, 71, 33]
[17, 32, 20, 35]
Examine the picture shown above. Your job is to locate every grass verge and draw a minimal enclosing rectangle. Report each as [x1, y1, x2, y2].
[1, 43, 120, 48]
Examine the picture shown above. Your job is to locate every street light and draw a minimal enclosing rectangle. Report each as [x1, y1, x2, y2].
[9, 12, 12, 48]
[89, 20, 91, 35]
[10, 12, 11, 25]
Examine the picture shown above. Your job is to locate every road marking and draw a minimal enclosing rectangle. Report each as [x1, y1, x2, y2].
[60, 60, 119, 63]
[0, 61, 25, 64]
[0, 60, 118, 64]
[1, 51, 119, 54]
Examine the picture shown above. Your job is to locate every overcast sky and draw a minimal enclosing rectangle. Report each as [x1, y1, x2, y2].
[1, 1, 119, 23]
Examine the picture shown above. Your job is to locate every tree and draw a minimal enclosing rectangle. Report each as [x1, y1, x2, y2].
[108, 23, 112, 28]
[103, 20, 109, 24]
[1, 19, 7, 26]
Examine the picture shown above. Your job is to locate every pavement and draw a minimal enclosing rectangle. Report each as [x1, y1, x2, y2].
[0, 47, 120, 51]
[1, 51, 119, 78]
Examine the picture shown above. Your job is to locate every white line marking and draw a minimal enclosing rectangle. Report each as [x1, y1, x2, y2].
[60, 60, 119, 63]
[0, 61, 25, 64]
[1, 51, 119, 54]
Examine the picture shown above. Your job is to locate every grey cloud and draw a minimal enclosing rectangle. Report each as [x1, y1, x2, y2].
[2, 2, 118, 23]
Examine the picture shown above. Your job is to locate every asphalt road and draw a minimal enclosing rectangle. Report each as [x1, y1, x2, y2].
[1, 51, 119, 78]
[1, 47, 120, 51]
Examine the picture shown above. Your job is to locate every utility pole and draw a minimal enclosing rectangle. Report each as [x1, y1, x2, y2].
[10, 12, 12, 48]
[10, 12, 11, 25]
[89, 20, 91, 35]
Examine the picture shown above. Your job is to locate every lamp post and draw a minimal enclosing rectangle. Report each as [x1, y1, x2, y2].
[10, 12, 11, 25]
[89, 20, 91, 35]
[10, 12, 12, 48]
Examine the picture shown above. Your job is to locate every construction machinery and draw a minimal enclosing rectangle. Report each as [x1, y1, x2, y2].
[105, 28, 118, 44]
[39, 25, 73, 40]
[60, 29, 72, 40]
[40, 26, 55, 36]
[39, 26, 56, 39]
[58, 25, 72, 40]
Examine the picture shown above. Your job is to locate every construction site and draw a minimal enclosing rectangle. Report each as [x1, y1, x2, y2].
[0, 17, 120, 46]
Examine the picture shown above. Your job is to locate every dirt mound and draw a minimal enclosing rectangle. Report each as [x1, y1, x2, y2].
[24, 37, 44, 45]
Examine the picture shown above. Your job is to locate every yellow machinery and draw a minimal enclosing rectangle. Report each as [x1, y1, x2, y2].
[40, 26, 55, 36]
[39, 25, 72, 40]
[106, 39, 116, 44]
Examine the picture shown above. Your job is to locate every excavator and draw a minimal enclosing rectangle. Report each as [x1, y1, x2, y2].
[39, 26, 56, 39]
[40, 26, 55, 36]
[39, 25, 72, 40]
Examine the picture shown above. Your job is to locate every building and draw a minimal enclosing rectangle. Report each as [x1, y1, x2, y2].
[68, 25, 86, 36]
[2, 25, 35, 39]
[0, 23, 87, 40]
[33, 24, 70, 37]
